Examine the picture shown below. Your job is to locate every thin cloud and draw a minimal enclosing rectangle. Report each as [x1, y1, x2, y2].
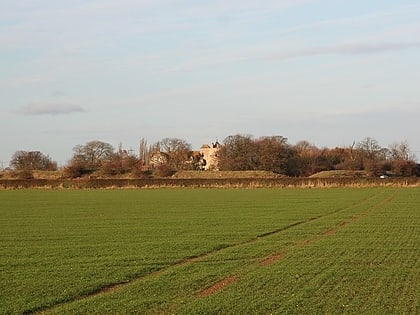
[270, 41, 420, 61]
[51, 90, 66, 97]
[329, 41, 420, 54]
[159, 40, 420, 73]
[273, 3, 420, 37]
[19, 102, 85, 115]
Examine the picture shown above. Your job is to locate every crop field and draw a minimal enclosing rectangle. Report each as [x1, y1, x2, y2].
[0, 188, 419, 314]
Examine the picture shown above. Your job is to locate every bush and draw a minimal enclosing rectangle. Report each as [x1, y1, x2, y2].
[101, 155, 141, 176]
[101, 160, 121, 176]
[10, 151, 57, 171]
[335, 160, 363, 171]
[16, 169, 34, 180]
[153, 164, 175, 177]
[391, 160, 418, 177]
[63, 162, 93, 178]
[131, 167, 152, 179]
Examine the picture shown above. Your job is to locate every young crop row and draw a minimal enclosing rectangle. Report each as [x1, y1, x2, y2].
[0, 188, 418, 314]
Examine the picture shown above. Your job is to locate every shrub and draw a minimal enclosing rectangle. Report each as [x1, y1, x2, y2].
[16, 169, 34, 180]
[153, 164, 175, 177]
[391, 160, 418, 177]
[131, 167, 152, 179]
[63, 161, 93, 178]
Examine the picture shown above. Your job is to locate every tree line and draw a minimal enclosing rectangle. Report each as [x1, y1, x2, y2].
[6, 135, 419, 179]
[217, 135, 418, 177]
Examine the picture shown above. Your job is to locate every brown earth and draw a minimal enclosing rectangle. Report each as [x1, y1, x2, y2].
[260, 252, 285, 266]
[196, 276, 238, 298]
[321, 228, 337, 236]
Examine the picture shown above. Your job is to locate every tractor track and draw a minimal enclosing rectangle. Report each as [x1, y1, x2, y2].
[30, 189, 397, 314]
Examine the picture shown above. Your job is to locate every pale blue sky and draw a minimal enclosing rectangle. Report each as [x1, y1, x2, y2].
[1, 0, 419, 166]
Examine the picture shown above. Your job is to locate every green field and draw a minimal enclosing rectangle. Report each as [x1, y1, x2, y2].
[1, 188, 419, 314]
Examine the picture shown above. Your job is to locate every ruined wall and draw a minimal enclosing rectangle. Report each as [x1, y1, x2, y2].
[200, 143, 220, 170]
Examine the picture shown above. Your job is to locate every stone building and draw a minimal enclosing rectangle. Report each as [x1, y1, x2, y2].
[199, 142, 221, 170]
[149, 151, 169, 168]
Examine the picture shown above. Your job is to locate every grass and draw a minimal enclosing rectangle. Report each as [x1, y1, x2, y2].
[0, 170, 65, 180]
[0, 170, 282, 180]
[172, 170, 282, 179]
[0, 188, 418, 314]
[309, 170, 366, 178]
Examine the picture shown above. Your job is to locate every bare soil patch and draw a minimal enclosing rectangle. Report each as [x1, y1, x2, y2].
[298, 239, 315, 246]
[321, 228, 336, 236]
[260, 252, 285, 266]
[92, 282, 127, 296]
[196, 275, 237, 298]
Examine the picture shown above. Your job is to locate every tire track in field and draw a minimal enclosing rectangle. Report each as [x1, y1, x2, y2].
[30, 221, 315, 314]
[196, 275, 238, 297]
[192, 190, 399, 303]
[195, 189, 399, 301]
[298, 191, 397, 246]
[258, 189, 393, 238]
[29, 221, 320, 314]
[31, 190, 393, 314]
[190, 190, 397, 302]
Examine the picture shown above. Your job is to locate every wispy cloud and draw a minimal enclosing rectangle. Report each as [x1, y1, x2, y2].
[327, 41, 420, 54]
[156, 40, 420, 73]
[19, 102, 85, 115]
[270, 41, 420, 61]
[272, 3, 420, 37]
[0, 0, 318, 54]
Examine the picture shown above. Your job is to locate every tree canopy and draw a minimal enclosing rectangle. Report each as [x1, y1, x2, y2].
[8, 136, 419, 178]
[72, 140, 114, 170]
[10, 151, 57, 171]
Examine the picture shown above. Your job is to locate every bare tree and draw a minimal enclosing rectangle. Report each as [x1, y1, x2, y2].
[10, 151, 57, 171]
[388, 141, 413, 161]
[356, 137, 382, 161]
[139, 138, 150, 165]
[349, 141, 358, 161]
[218, 134, 258, 171]
[153, 138, 192, 170]
[72, 140, 114, 169]
[158, 138, 191, 153]
[256, 136, 290, 174]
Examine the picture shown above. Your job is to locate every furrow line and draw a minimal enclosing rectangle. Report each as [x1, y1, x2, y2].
[33, 190, 391, 314]
[192, 190, 399, 302]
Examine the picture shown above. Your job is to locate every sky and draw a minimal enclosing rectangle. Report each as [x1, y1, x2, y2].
[1, 0, 420, 167]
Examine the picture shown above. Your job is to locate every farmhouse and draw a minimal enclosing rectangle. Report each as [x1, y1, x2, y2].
[150, 151, 169, 168]
[149, 141, 221, 171]
[199, 142, 220, 170]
